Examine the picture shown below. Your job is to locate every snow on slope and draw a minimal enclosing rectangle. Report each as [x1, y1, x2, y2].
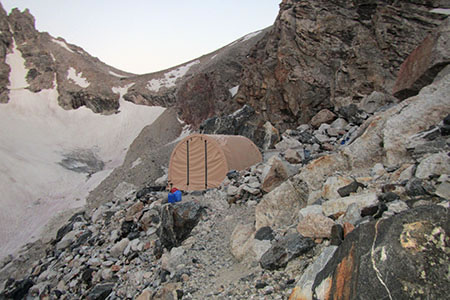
[0, 41, 165, 259]
[67, 67, 90, 88]
[147, 60, 200, 92]
[52, 38, 74, 53]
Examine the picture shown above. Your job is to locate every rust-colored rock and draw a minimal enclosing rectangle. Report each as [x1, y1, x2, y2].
[393, 19, 450, 100]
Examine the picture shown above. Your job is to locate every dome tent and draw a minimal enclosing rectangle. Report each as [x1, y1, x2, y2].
[168, 134, 262, 191]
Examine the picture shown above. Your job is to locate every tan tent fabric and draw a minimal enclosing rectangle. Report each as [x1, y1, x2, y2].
[168, 134, 262, 191]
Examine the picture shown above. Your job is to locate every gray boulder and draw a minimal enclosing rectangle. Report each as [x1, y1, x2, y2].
[260, 233, 314, 270]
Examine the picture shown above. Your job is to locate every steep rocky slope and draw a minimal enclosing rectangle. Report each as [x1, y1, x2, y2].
[0, 4, 268, 121]
[235, 0, 449, 130]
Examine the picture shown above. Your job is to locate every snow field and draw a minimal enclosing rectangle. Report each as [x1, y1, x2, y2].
[0, 40, 165, 259]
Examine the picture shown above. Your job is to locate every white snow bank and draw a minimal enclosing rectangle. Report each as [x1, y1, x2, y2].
[52, 38, 74, 53]
[67, 67, 90, 88]
[147, 60, 200, 92]
[166, 124, 192, 146]
[430, 8, 450, 15]
[7, 40, 28, 90]
[229, 85, 239, 97]
[109, 70, 127, 78]
[0, 44, 165, 259]
[242, 30, 262, 41]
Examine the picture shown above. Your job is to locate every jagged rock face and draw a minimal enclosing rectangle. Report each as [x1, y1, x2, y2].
[236, 0, 448, 130]
[175, 30, 270, 127]
[0, 4, 12, 103]
[0, 4, 267, 118]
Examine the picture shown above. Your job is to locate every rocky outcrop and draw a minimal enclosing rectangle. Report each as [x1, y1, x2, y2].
[236, 0, 448, 130]
[312, 205, 449, 299]
[0, 3, 12, 103]
[393, 18, 450, 99]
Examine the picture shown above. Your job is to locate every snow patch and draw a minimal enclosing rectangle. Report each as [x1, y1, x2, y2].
[0, 48, 165, 259]
[242, 30, 262, 41]
[430, 8, 450, 15]
[166, 125, 192, 146]
[6, 39, 28, 90]
[109, 70, 127, 78]
[131, 158, 142, 169]
[67, 67, 90, 88]
[147, 60, 200, 92]
[211, 54, 218, 60]
[52, 38, 74, 53]
[229, 85, 239, 97]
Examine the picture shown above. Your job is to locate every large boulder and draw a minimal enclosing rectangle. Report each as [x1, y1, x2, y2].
[289, 246, 338, 300]
[230, 223, 255, 261]
[260, 233, 314, 270]
[383, 65, 450, 168]
[260, 156, 289, 193]
[158, 201, 203, 250]
[322, 192, 378, 217]
[255, 178, 308, 231]
[312, 205, 450, 299]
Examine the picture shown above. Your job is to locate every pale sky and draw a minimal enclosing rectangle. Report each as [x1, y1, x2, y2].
[1, 0, 280, 74]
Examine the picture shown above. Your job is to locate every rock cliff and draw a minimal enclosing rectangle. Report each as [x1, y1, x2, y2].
[235, 0, 448, 130]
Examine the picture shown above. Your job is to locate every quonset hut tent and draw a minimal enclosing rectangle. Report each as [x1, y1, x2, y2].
[168, 134, 262, 191]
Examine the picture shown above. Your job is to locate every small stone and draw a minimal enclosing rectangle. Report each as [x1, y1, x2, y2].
[284, 149, 302, 164]
[255, 226, 275, 241]
[110, 238, 130, 258]
[126, 201, 144, 219]
[435, 181, 450, 199]
[310, 109, 337, 128]
[111, 265, 121, 272]
[360, 203, 387, 218]
[227, 185, 239, 197]
[379, 192, 400, 203]
[330, 118, 348, 130]
[337, 181, 365, 197]
[387, 200, 409, 214]
[86, 283, 115, 300]
[256, 281, 268, 289]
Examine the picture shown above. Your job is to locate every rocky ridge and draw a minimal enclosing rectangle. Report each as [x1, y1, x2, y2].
[0, 3, 268, 121]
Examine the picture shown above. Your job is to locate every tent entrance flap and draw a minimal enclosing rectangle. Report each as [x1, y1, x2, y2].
[168, 134, 262, 191]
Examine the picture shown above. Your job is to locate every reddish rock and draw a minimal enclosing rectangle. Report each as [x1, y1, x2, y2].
[310, 109, 336, 128]
[111, 265, 121, 272]
[343, 222, 355, 237]
[393, 19, 450, 100]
